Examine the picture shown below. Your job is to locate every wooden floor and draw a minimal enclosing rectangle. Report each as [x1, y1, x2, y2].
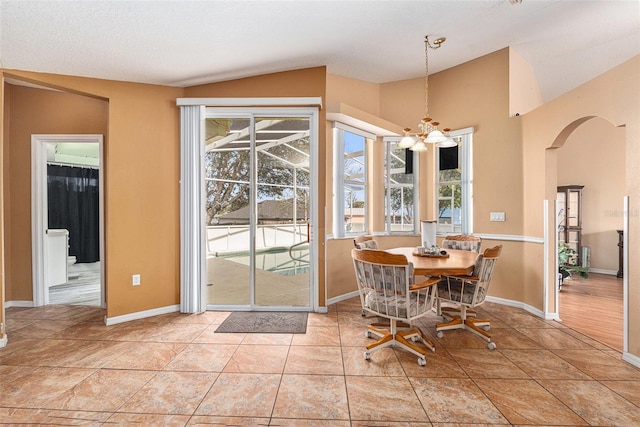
[48, 262, 101, 306]
[559, 272, 623, 351]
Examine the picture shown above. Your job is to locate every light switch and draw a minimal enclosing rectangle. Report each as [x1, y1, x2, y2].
[490, 212, 505, 222]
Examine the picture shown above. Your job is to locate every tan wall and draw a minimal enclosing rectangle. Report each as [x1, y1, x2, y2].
[557, 117, 625, 272]
[509, 48, 544, 116]
[326, 74, 381, 117]
[184, 66, 328, 306]
[4, 84, 108, 301]
[2, 70, 183, 318]
[522, 55, 640, 357]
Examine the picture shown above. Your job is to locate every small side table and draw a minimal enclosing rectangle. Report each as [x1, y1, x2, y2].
[617, 230, 623, 278]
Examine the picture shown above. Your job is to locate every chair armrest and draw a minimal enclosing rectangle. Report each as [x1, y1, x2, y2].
[410, 276, 440, 291]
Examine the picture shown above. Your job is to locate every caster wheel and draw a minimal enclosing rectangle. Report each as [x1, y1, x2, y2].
[436, 331, 444, 338]
[364, 330, 372, 338]
[361, 310, 366, 317]
[417, 357, 427, 366]
[363, 351, 371, 360]
[487, 342, 496, 350]
[411, 335, 420, 342]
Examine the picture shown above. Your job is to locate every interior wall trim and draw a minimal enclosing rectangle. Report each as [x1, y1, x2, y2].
[589, 268, 617, 276]
[325, 233, 544, 243]
[485, 295, 563, 321]
[177, 97, 323, 108]
[327, 290, 360, 307]
[473, 233, 544, 244]
[105, 304, 180, 326]
[4, 301, 35, 308]
[623, 352, 640, 369]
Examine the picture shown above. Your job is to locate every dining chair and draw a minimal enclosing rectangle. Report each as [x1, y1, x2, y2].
[441, 234, 482, 253]
[351, 248, 439, 365]
[437, 234, 483, 317]
[353, 235, 378, 249]
[435, 245, 502, 349]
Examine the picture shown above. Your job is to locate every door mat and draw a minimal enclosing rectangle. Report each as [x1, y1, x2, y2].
[215, 311, 308, 334]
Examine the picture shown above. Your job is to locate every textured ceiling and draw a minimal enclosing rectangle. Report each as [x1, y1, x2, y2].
[1, 0, 639, 102]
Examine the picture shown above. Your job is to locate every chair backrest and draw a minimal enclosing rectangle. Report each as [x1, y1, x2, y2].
[354, 235, 378, 249]
[471, 245, 502, 305]
[439, 245, 502, 308]
[351, 248, 434, 321]
[441, 234, 482, 253]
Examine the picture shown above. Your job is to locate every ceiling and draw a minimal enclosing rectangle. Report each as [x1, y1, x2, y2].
[1, 0, 638, 102]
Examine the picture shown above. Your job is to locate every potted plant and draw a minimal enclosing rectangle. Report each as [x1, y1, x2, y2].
[558, 242, 588, 289]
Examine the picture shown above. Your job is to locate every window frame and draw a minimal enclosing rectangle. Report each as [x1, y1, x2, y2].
[383, 137, 419, 234]
[332, 122, 373, 237]
[436, 127, 474, 235]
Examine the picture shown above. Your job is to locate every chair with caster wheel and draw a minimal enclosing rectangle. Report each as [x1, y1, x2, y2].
[352, 248, 439, 366]
[435, 245, 502, 350]
[436, 234, 483, 318]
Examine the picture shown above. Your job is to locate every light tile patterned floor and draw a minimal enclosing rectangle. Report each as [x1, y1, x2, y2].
[1, 297, 639, 426]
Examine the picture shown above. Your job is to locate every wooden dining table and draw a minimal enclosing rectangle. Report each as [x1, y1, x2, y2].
[386, 247, 477, 276]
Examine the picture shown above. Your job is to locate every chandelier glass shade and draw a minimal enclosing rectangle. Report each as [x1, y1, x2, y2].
[401, 36, 454, 152]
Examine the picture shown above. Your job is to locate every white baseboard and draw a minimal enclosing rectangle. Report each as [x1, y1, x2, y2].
[328, 292, 549, 321]
[5, 300, 34, 308]
[623, 352, 640, 369]
[0, 333, 7, 348]
[588, 268, 617, 276]
[484, 295, 554, 319]
[105, 304, 180, 326]
[327, 290, 359, 307]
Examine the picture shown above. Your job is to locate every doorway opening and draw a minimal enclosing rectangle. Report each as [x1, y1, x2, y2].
[204, 112, 314, 311]
[31, 134, 105, 307]
[549, 117, 626, 351]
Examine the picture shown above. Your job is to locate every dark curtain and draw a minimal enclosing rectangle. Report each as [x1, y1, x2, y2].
[47, 165, 100, 263]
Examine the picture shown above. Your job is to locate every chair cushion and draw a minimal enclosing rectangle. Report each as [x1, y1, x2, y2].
[364, 288, 426, 319]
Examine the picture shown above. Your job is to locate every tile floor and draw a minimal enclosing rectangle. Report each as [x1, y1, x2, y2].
[1, 297, 639, 426]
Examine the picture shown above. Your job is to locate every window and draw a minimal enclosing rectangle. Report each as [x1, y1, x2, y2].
[333, 123, 372, 237]
[384, 139, 417, 233]
[437, 128, 473, 234]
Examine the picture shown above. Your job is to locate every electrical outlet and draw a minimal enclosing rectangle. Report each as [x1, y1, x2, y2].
[132, 274, 141, 286]
[490, 212, 506, 222]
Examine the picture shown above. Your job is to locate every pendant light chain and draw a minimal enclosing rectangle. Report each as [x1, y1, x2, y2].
[424, 37, 430, 119]
[398, 35, 454, 151]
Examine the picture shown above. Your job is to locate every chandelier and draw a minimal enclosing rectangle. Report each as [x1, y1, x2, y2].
[398, 36, 456, 151]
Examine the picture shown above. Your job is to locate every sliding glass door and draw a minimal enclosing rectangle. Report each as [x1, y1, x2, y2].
[204, 110, 313, 310]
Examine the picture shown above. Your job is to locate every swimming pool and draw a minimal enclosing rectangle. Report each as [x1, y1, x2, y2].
[216, 245, 310, 276]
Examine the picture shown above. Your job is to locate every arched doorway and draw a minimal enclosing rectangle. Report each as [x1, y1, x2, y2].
[546, 116, 626, 350]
